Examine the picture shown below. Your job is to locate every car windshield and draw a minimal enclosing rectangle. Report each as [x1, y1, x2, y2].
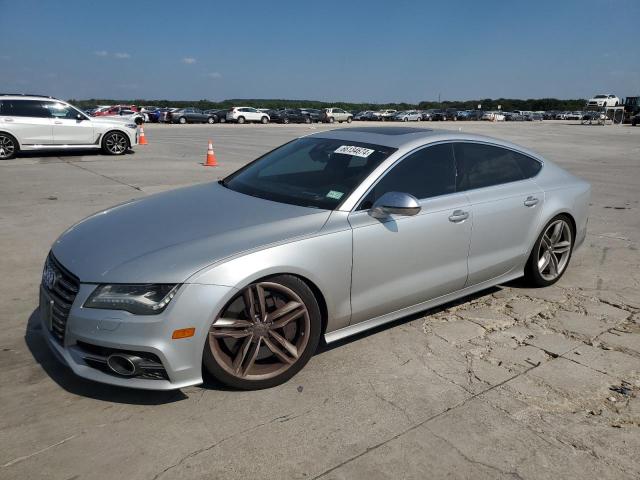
[222, 137, 397, 210]
[594, 95, 607, 98]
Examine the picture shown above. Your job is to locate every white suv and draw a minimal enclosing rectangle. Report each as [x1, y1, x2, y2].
[226, 107, 270, 124]
[0, 95, 138, 160]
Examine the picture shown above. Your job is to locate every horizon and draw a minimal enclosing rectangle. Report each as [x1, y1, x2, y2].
[1, 0, 639, 102]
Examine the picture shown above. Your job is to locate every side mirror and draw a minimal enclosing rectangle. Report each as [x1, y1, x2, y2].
[370, 192, 421, 218]
[76, 113, 85, 121]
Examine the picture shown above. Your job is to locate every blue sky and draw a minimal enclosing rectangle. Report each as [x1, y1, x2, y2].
[1, 0, 638, 102]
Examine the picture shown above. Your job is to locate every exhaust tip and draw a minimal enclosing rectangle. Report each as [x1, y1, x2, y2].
[107, 354, 143, 377]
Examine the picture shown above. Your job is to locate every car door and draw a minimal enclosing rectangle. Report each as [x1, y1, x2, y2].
[349, 143, 472, 325]
[43, 101, 95, 145]
[454, 142, 545, 286]
[0, 99, 53, 145]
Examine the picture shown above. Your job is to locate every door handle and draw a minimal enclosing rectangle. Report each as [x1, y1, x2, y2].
[3, 118, 13, 122]
[54, 120, 63, 124]
[524, 196, 539, 207]
[448, 210, 469, 223]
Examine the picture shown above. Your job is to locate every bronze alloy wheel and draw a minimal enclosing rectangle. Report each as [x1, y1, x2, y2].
[205, 276, 321, 389]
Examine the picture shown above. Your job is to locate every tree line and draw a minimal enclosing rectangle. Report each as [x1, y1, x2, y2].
[69, 97, 588, 112]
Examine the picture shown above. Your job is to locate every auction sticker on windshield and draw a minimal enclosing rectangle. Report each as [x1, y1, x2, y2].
[326, 190, 344, 200]
[334, 145, 375, 158]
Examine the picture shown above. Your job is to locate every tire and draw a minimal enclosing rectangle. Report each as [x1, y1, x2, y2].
[346, 117, 352, 123]
[0, 132, 18, 160]
[101, 131, 130, 155]
[524, 214, 575, 287]
[237, 116, 245, 124]
[305, 116, 311, 124]
[219, 117, 226, 124]
[179, 117, 187, 124]
[283, 118, 289, 124]
[261, 116, 268, 124]
[203, 274, 322, 390]
[207, 117, 215, 124]
[328, 117, 335, 123]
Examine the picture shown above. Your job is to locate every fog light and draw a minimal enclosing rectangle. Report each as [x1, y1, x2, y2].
[172, 327, 195, 339]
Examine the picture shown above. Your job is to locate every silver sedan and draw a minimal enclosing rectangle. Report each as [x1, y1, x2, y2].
[40, 127, 590, 390]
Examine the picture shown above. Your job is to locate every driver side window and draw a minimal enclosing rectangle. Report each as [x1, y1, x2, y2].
[43, 102, 83, 120]
[358, 143, 456, 210]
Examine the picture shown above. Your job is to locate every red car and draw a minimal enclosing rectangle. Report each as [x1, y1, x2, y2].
[93, 105, 139, 116]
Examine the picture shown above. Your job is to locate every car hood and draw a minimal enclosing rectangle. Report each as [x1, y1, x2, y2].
[52, 182, 331, 284]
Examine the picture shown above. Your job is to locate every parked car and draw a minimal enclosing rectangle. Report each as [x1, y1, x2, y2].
[465, 110, 484, 121]
[0, 94, 138, 159]
[167, 108, 217, 124]
[393, 110, 422, 122]
[631, 112, 639, 126]
[140, 106, 161, 123]
[93, 105, 139, 117]
[354, 111, 372, 121]
[587, 94, 620, 107]
[226, 107, 270, 124]
[321, 108, 352, 123]
[504, 112, 525, 121]
[565, 111, 583, 120]
[39, 127, 590, 390]
[482, 111, 505, 121]
[526, 113, 543, 121]
[299, 108, 322, 123]
[377, 109, 397, 121]
[203, 109, 227, 123]
[269, 109, 313, 124]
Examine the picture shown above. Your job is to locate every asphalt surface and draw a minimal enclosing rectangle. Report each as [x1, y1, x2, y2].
[1, 120, 639, 479]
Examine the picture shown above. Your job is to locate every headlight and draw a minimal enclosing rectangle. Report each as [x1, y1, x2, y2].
[84, 284, 179, 315]
[126, 123, 137, 129]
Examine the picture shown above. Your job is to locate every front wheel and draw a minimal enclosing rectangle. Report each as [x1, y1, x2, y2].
[346, 117, 352, 123]
[524, 215, 574, 287]
[207, 117, 215, 124]
[261, 116, 268, 124]
[219, 117, 226, 124]
[102, 131, 129, 155]
[305, 116, 311, 124]
[179, 117, 187, 124]
[0, 133, 18, 160]
[328, 117, 335, 123]
[204, 275, 322, 390]
[237, 116, 245, 124]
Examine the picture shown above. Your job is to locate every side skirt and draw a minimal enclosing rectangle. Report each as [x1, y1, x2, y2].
[324, 270, 524, 344]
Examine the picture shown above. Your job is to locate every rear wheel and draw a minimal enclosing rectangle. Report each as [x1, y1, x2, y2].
[305, 116, 311, 124]
[525, 215, 574, 287]
[207, 117, 215, 124]
[328, 117, 335, 123]
[0, 133, 18, 160]
[204, 275, 321, 390]
[179, 117, 187, 124]
[283, 117, 289, 124]
[219, 117, 226, 124]
[102, 131, 129, 155]
[347, 117, 352, 123]
[261, 116, 268, 124]
[237, 116, 245, 124]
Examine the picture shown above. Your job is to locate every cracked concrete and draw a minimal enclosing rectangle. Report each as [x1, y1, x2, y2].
[0, 122, 638, 479]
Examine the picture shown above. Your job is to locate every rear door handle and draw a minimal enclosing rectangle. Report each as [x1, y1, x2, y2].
[524, 196, 539, 207]
[448, 210, 469, 223]
[3, 118, 13, 122]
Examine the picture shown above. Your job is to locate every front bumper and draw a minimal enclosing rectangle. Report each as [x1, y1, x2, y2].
[40, 282, 237, 390]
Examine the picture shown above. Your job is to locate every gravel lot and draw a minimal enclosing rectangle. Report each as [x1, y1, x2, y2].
[1, 121, 639, 479]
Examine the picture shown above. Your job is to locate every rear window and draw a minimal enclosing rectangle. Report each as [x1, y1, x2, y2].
[454, 143, 540, 191]
[0, 99, 50, 117]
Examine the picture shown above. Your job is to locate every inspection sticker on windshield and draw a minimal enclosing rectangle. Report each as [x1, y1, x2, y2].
[326, 190, 344, 200]
[334, 145, 375, 158]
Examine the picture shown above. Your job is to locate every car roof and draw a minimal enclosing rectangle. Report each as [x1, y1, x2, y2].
[0, 94, 60, 101]
[309, 127, 544, 159]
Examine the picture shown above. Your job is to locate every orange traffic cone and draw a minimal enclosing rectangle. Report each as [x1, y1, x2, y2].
[138, 125, 148, 145]
[204, 140, 217, 167]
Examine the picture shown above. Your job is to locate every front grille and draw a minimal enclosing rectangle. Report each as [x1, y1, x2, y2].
[42, 253, 80, 344]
